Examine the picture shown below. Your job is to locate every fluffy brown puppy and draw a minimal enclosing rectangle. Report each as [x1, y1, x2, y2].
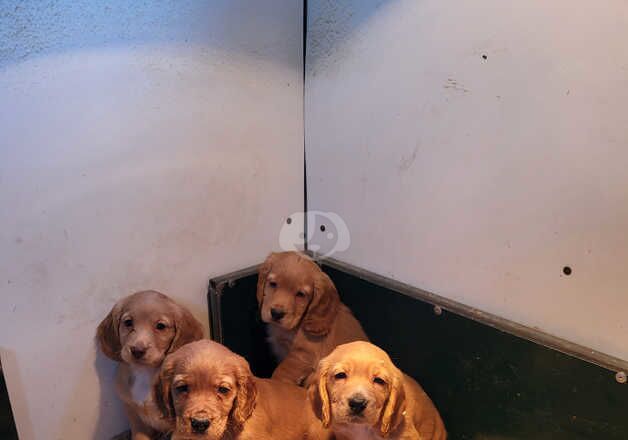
[97, 290, 204, 440]
[257, 251, 368, 386]
[308, 341, 446, 440]
[154, 339, 331, 440]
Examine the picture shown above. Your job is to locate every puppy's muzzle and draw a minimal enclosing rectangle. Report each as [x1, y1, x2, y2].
[270, 307, 286, 322]
[130, 345, 147, 360]
[190, 417, 210, 433]
[348, 394, 368, 415]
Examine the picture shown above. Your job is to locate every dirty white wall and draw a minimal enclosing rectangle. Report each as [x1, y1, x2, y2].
[305, 0, 628, 360]
[0, 1, 302, 438]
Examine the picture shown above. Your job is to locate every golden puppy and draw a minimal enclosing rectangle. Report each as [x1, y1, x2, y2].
[154, 339, 331, 440]
[308, 341, 446, 440]
[257, 251, 368, 386]
[97, 290, 204, 440]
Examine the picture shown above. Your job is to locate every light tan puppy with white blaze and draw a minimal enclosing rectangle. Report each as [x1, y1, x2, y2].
[308, 341, 446, 440]
[97, 290, 204, 440]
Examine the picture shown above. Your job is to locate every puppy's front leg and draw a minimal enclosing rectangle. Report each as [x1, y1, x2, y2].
[126, 404, 157, 440]
[399, 427, 423, 440]
[129, 423, 156, 440]
[271, 347, 315, 386]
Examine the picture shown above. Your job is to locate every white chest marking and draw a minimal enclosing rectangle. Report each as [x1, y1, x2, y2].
[130, 366, 158, 404]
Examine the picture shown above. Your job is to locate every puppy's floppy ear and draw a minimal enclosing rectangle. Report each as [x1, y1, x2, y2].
[154, 356, 176, 420]
[379, 368, 406, 437]
[302, 271, 340, 336]
[232, 356, 257, 425]
[256, 252, 276, 307]
[168, 303, 204, 354]
[96, 300, 124, 361]
[307, 360, 331, 428]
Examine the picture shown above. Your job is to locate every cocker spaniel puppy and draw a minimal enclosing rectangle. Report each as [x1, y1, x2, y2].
[308, 341, 446, 440]
[97, 290, 204, 440]
[153, 339, 331, 440]
[257, 251, 368, 386]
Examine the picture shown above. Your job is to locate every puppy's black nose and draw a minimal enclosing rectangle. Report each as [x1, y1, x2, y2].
[130, 347, 146, 359]
[348, 395, 368, 414]
[191, 418, 210, 433]
[270, 308, 286, 322]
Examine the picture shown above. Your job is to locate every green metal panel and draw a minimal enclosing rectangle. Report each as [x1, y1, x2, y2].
[208, 264, 628, 440]
[0, 364, 18, 440]
[210, 273, 278, 378]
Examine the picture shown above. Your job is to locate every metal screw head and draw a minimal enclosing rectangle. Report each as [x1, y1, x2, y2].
[433, 305, 443, 316]
[616, 371, 627, 384]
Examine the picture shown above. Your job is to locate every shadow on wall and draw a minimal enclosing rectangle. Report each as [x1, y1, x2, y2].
[3, 345, 127, 439]
[39, 336, 130, 439]
[306, 0, 400, 73]
[93, 351, 127, 439]
[0, 0, 301, 70]
[89, 352, 127, 439]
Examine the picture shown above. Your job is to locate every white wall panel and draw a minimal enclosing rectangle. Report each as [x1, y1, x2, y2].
[306, 0, 628, 360]
[0, 1, 303, 438]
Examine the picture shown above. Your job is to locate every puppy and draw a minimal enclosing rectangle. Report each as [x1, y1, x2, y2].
[308, 341, 446, 440]
[153, 339, 331, 440]
[257, 251, 368, 386]
[97, 290, 204, 440]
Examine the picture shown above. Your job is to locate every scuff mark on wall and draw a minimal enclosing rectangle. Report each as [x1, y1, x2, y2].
[398, 144, 420, 173]
[443, 78, 469, 93]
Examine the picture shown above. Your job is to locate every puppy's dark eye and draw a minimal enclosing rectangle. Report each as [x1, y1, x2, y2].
[373, 377, 386, 386]
[155, 322, 166, 330]
[175, 384, 188, 394]
[123, 319, 133, 328]
[268, 281, 277, 288]
[334, 372, 347, 380]
[296, 291, 306, 298]
[217, 386, 230, 395]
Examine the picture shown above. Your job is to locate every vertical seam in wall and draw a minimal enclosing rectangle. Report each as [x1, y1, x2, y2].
[303, 0, 309, 252]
